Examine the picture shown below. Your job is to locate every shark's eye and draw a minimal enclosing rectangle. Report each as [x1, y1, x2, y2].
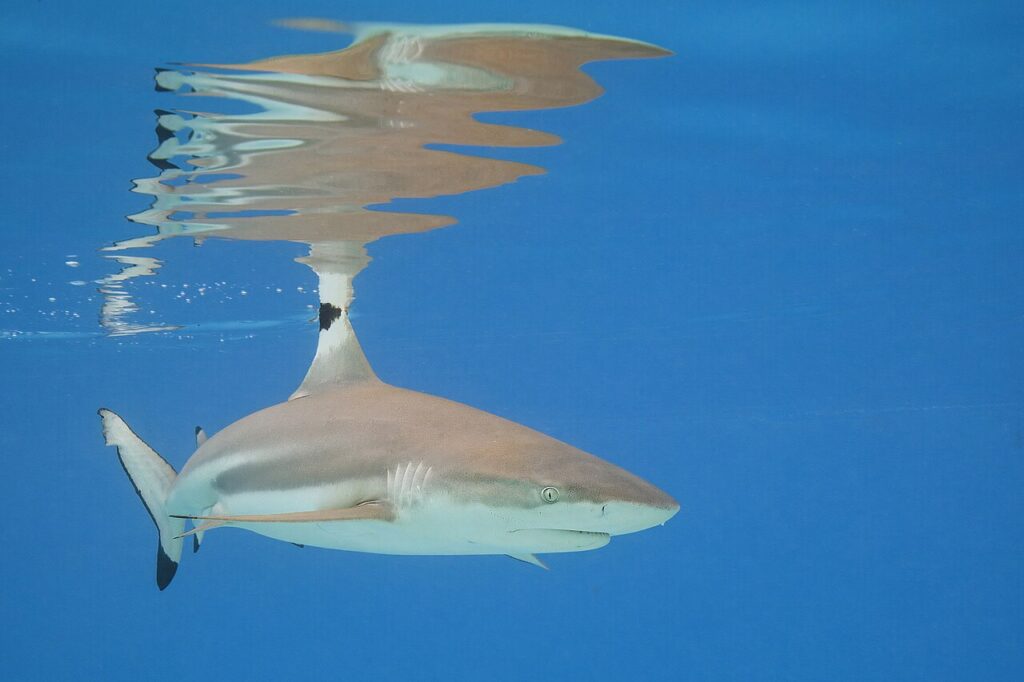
[541, 487, 559, 503]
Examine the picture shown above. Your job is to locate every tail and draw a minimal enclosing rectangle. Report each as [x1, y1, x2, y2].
[99, 408, 185, 590]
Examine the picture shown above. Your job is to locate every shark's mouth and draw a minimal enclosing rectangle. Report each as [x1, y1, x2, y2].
[506, 528, 611, 552]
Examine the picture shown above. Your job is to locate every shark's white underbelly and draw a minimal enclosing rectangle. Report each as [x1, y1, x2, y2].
[202, 485, 609, 556]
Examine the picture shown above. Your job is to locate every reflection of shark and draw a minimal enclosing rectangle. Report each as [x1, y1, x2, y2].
[103, 22, 669, 331]
[100, 241, 678, 590]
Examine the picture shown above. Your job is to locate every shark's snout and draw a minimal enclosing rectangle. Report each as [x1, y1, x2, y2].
[594, 471, 679, 535]
[597, 498, 679, 535]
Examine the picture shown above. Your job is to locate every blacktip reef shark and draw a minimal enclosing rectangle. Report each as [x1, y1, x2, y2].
[100, 287, 678, 589]
[98, 21, 678, 590]
[100, 275, 678, 589]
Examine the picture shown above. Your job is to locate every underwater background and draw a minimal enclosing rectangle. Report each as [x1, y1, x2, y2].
[1, 1, 1021, 680]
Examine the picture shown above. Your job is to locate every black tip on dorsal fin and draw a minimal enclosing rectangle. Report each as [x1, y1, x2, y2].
[153, 110, 174, 141]
[155, 124, 174, 144]
[318, 302, 342, 331]
[192, 536, 200, 554]
[291, 543, 305, 549]
[154, 68, 173, 92]
[148, 156, 177, 171]
[156, 545, 178, 591]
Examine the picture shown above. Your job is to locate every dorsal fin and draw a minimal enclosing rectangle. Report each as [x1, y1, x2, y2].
[290, 242, 378, 400]
[194, 426, 207, 447]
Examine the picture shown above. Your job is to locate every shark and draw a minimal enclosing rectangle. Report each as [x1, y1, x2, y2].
[99, 244, 679, 590]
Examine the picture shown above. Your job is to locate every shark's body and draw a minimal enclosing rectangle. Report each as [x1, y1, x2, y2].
[100, 311, 678, 589]
[167, 379, 674, 556]
[100, 360, 677, 589]
[101, 213, 678, 594]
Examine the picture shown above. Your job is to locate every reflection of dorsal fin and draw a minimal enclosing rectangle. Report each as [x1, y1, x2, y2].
[290, 242, 378, 400]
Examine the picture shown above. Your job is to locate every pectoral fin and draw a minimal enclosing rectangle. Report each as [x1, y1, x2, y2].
[170, 501, 394, 525]
[508, 553, 549, 570]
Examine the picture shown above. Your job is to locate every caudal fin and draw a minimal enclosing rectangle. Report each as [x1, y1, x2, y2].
[99, 409, 185, 590]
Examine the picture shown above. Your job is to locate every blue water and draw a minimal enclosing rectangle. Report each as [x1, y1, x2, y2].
[2, 2, 1022, 680]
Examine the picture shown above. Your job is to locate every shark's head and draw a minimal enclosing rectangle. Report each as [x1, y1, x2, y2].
[515, 448, 679, 536]
[450, 438, 679, 554]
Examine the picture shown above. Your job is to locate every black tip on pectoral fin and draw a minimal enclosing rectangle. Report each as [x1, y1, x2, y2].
[156, 545, 178, 591]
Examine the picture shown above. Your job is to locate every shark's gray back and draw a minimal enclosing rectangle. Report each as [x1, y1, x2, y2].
[169, 380, 665, 512]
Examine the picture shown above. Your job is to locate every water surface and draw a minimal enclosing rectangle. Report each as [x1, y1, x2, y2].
[0, 3, 1021, 681]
